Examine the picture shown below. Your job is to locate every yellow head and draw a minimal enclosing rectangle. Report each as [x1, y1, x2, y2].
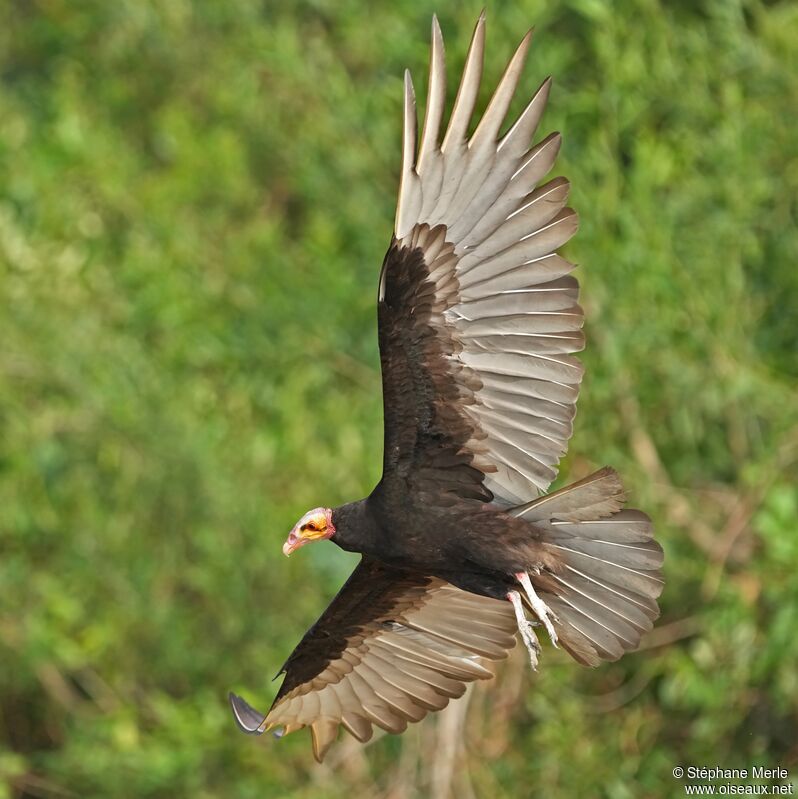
[282, 507, 335, 556]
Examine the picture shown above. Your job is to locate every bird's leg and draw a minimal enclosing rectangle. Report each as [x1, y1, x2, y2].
[515, 570, 559, 648]
[506, 589, 541, 671]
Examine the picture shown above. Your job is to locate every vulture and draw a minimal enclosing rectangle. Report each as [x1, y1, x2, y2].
[230, 13, 664, 762]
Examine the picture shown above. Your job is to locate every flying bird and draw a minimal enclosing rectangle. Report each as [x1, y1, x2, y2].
[230, 13, 664, 762]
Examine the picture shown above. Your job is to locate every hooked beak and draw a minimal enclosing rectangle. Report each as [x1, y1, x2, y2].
[282, 528, 302, 557]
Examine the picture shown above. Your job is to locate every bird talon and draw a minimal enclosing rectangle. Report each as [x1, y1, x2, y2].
[507, 590, 542, 670]
[524, 623, 542, 654]
[516, 571, 560, 648]
[519, 620, 541, 670]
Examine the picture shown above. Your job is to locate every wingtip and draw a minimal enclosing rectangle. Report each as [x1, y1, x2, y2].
[472, 9, 487, 42]
[229, 691, 268, 735]
[518, 28, 535, 61]
[431, 14, 444, 54]
[475, 10, 487, 37]
[471, 11, 487, 56]
[520, 27, 534, 47]
[510, 26, 534, 66]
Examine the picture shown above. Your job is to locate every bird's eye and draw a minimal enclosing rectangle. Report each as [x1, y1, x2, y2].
[305, 522, 317, 531]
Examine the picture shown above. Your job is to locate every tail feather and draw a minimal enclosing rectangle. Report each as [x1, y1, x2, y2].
[512, 467, 664, 667]
[511, 466, 626, 522]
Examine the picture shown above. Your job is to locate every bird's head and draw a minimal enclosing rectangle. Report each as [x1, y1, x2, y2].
[282, 507, 335, 556]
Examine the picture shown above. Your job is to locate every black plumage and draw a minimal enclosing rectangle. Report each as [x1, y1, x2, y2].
[230, 13, 664, 762]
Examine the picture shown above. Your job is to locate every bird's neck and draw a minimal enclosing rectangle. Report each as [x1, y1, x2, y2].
[330, 499, 380, 555]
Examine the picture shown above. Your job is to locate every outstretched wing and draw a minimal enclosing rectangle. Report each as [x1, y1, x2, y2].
[230, 557, 516, 762]
[379, 14, 582, 506]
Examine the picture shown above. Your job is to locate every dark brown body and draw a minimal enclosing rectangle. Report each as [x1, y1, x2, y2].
[331, 487, 557, 601]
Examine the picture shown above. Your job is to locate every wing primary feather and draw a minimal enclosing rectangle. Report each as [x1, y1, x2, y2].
[498, 76, 551, 153]
[511, 130, 561, 181]
[229, 692, 268, 735]
[395, 70, 420, 239]
[418, 15, 446, 171]
[441, 11, 486, 151]
[470, 28, 533, 148]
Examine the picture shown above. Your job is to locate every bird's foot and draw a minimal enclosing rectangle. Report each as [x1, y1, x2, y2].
[515, 571, 559, 648]
[507, 589, 541, 671]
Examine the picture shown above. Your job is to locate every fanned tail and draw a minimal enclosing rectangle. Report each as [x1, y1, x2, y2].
[512, 467, 664, 666]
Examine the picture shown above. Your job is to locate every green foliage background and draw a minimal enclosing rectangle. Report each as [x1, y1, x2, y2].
[1, 0, 797, 796]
